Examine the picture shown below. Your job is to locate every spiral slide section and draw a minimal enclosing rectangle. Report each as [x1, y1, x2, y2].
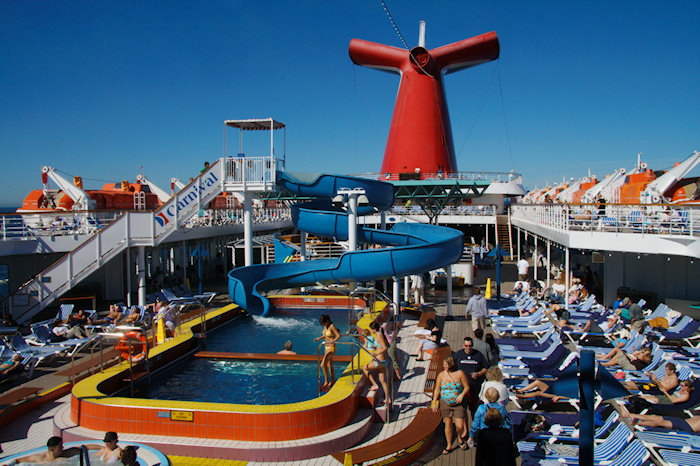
[228, 172, 464, 315]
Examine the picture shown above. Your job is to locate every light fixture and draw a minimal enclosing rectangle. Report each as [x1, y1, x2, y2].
[357, 194, 370, 207]
[332, 195, 345, 208]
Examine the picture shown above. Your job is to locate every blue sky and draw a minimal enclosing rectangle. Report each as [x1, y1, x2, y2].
[1, 1, 699, 206]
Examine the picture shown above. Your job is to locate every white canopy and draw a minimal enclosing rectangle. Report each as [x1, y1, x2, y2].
[224, 118, 285, 131]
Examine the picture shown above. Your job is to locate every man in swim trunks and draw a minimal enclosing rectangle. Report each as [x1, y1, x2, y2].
[620, 405, 700, 432]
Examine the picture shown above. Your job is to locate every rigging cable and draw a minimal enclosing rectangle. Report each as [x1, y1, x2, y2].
[455, 62, 499, 165]
[380, 0, 409, 50]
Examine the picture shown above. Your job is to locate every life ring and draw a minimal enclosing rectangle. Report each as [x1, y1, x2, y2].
[115, 331, 148, 363]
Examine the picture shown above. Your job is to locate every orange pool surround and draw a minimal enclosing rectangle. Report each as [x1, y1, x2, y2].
[70, 303, 385, 442]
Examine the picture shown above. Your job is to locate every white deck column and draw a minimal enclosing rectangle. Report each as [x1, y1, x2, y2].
[565, 246, 570, 310]
[404, 275, 410, 303]
[446, 264, 453, 317]
[137, 246, 146, 307]
[534, 236, 538, 281]
[244, 191, 253, 266]
[393, 277, 400, 311]
[125, 248, 132, 307]
[546, 240, 551, 288]
[347, 194, 358, 251]
[517, 227, 521, 261]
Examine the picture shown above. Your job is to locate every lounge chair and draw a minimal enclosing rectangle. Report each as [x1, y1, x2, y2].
[27, 324, 98, 357]
[158, 289, 199, 305]
[174, 284, 216, 302]
[635, 429, 700, 451]
[519, 421, 634, 464]
[8, 334, 66, 365]
[33, 303, 74, 328]
[659, 449, 700, 466]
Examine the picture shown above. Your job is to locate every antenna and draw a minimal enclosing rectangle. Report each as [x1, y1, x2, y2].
[418, 20, 426, 47]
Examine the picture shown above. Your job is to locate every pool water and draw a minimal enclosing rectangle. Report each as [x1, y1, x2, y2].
[144, 358, 348, 404]
[141, 309, 356, 404]
[206, 309, 352, 355]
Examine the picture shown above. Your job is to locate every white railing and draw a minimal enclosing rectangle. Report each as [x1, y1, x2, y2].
[388, 204, 497, 216]
[223, 156, 281, 189]
[0, 211, 121, 240]
[184, 207, 291, 227]
[511, 204, 699, 237]
[356, 171, 520, 183]
[9, 212, 155, 323]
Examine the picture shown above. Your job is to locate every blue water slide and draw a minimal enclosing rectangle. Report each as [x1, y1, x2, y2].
[228, 172, 463, 315]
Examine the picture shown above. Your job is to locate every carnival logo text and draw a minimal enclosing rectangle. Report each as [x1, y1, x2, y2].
[156, 171, 219, 228]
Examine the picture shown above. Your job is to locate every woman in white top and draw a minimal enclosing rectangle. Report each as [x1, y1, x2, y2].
[478, 366, 509, 407]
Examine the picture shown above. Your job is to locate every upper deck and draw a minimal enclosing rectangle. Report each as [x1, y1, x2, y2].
[511, 203, 700, 258]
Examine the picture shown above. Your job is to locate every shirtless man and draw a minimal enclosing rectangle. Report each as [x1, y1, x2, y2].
[93, 304, 124, 326]
[276, 340, 296, 355]
[13, 436, 80, 463]
[625, 362, 679, 393]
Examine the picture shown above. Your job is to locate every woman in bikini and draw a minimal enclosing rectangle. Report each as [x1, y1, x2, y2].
[314, 314, 340, 390]
[362, 321, 392, 405]
[432, 355, 469, 454]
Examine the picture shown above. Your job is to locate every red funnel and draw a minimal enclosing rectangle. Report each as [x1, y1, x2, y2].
[349, 32, 499, 175]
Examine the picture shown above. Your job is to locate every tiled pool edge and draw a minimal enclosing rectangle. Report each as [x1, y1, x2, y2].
[70, 303, 383, 442]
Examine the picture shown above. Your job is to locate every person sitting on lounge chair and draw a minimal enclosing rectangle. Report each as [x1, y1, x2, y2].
[512, 379, 570, 403]
[0, 354, 23, 379]
[619, 405, 700, 432]
[92, 304, 124, 326]
[598, 346, 652, 370]
[625, 362, 679, 393]
[637, 379, 693, 405]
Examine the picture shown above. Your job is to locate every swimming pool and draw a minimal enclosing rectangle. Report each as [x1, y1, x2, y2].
[138, 309, 355, 404]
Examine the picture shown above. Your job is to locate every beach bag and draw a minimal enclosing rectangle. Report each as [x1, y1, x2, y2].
[522, 413, 550, 434]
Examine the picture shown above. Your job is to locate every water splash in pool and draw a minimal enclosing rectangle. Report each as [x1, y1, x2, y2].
[251, 315, 316, 331]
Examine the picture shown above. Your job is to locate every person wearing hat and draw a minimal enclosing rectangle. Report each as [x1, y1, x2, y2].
[85, 431, 123, 463]
[615, 297, 632, 321]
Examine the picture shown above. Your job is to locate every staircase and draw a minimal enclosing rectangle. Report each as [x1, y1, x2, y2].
[8, 157, 280, 324]
[496, 214, 512, 260]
